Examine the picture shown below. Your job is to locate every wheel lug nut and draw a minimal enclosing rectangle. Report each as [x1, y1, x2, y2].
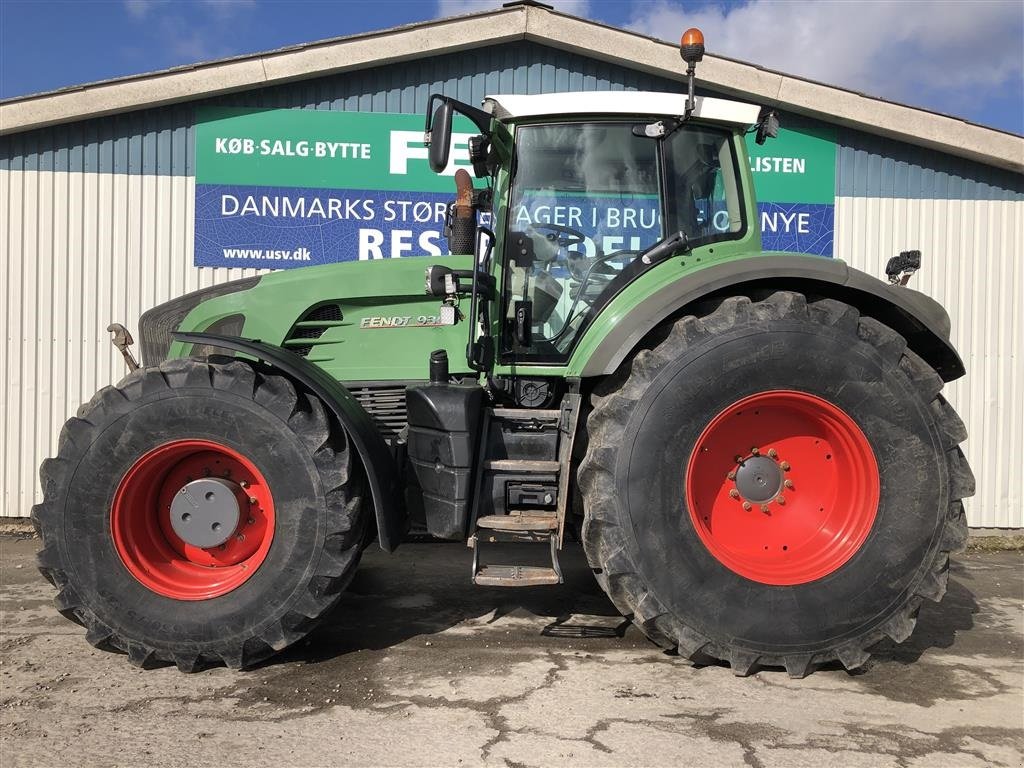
[784, 480, 794, 490]
[751, 447, 760, 456]
[247, 517, 255, 525]
[249, 497, 258, 505]
[729, 489, 740, 499]
[742, 502, 752, 511]
[780, 461, 791, 471]
[776, 495, 785, 505]
[760, 504, 770, 513]
[727, 471, 737, 481]
[240, 480, 249, 488]
[236, 534, 245, 542]
[767, 448, 777, 459]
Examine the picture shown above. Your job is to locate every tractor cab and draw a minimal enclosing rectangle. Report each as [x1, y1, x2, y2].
[424, 84, 768, 373]
[484, 91, 756, 361]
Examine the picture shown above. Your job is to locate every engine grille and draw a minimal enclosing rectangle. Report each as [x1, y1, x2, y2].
[138, 277, 260, 366]
[348, 384, 409, 441]
[284, 303, 344, 357]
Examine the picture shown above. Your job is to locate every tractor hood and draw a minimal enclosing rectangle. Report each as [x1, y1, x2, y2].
[158, 256, 475, 382]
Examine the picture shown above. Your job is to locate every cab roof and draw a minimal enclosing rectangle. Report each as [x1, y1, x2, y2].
[483, 91, 762, 127]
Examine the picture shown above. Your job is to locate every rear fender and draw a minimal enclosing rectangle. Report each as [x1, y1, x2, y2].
[580, 255, 965, 382]
[173, 332, 406, 551]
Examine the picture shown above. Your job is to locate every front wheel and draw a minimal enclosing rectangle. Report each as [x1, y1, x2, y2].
[32, 358, 367, 671]
[578, 291, 973, 677]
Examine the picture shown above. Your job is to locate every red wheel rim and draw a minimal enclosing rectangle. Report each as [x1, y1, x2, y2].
[686, 390, 879, 585]
[111, 440, 275, 600]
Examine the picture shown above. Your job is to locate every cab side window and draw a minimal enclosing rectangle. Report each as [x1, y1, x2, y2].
[504, 123, 662, 356]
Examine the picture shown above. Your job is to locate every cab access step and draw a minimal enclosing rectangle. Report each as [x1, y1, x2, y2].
[402, 355, 580, 587]
[465, 403, 579, 587]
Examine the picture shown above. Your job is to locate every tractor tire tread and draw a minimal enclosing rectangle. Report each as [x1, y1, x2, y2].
[32, 357, 366, 672]
[578, 290, 972, 677]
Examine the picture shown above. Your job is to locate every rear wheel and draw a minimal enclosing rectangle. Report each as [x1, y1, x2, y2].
[32, 358, 367, 671]
[578, 291, 973, 677]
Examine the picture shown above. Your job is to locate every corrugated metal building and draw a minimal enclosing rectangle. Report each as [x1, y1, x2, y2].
[2, 4, 1022, 526]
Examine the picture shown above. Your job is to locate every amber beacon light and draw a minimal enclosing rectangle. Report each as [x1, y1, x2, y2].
[680, 27, 705, 65]
[679, 27, 705, 117]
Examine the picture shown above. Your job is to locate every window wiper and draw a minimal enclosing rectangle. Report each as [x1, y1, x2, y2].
[640, 230, 689, 266]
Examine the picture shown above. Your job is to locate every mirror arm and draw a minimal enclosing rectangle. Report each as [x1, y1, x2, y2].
[424, 93, 446, 145]
[424, 94, 492, 145]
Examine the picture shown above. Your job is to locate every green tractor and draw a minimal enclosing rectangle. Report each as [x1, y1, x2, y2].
[33, 30, 973, 677]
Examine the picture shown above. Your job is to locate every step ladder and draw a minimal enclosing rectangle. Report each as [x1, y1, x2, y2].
[470, 511, 563, 586]
[467, 398, 580, 587]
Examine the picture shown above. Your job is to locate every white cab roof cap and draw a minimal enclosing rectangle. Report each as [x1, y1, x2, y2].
[484, 91, 762, 127]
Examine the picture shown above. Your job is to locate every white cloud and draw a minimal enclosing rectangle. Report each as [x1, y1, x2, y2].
[200, 0, 257, 19]
[123, 0, 163, 19]
[438, 0, 592, 17]
[157, 14, 222, 62]
[121, 0, 255, 64]
[627, 0, 1024, 110]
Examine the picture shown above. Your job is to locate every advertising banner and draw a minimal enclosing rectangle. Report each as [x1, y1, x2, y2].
[195, 107, 838, 268]
[194, 107, 481, 268]
[746, 123, 837, 256]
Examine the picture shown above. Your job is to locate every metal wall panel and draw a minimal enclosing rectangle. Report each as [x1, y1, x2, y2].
[838, 128, 1024, 201]
[834, 125, 1024, 528]
[835, 195, 1023, 528]
[0, 169, 263, 518]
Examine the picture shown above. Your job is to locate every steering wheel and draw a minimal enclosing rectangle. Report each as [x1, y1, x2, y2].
[533, 223, 605, 281]
[533, 223, 586, 250]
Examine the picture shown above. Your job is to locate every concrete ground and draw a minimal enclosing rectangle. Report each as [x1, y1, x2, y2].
[1, 534, 1021, 768]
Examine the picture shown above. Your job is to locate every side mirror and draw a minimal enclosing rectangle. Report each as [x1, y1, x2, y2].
[428, 100, 454, 173]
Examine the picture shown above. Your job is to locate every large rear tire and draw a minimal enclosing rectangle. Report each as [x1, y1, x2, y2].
[32, 358, 367, 671]
[578, 291, 973, 677]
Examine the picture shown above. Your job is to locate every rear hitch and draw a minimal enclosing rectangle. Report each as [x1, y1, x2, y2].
[107, 323, 140, 372]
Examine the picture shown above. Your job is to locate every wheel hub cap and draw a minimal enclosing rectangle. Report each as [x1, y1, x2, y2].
[110, 439, 275, 601]
[686, 390, 880, 586]
[734, 456, 783, 503]
[170, 477, 242, 548]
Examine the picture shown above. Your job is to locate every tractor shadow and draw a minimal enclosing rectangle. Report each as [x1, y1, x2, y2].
[258, 543, 981, 681]
[866, 560, 979, 665]
[260, 540, 632, 669]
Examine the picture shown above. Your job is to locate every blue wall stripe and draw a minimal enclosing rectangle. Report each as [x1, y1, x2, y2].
[1, 41, 679, 176]
[837, 126, 1023, 201]
[1, 40, 1020, 203]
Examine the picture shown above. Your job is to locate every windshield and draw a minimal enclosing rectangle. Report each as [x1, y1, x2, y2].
[503, 121, 743, 360]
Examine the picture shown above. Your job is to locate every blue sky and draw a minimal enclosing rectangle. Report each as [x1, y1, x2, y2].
[1, 0, 1021, 134]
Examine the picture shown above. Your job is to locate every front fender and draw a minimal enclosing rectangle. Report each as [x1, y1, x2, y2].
[173, 332, 406, 551]
[575, 254, 964, 381]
